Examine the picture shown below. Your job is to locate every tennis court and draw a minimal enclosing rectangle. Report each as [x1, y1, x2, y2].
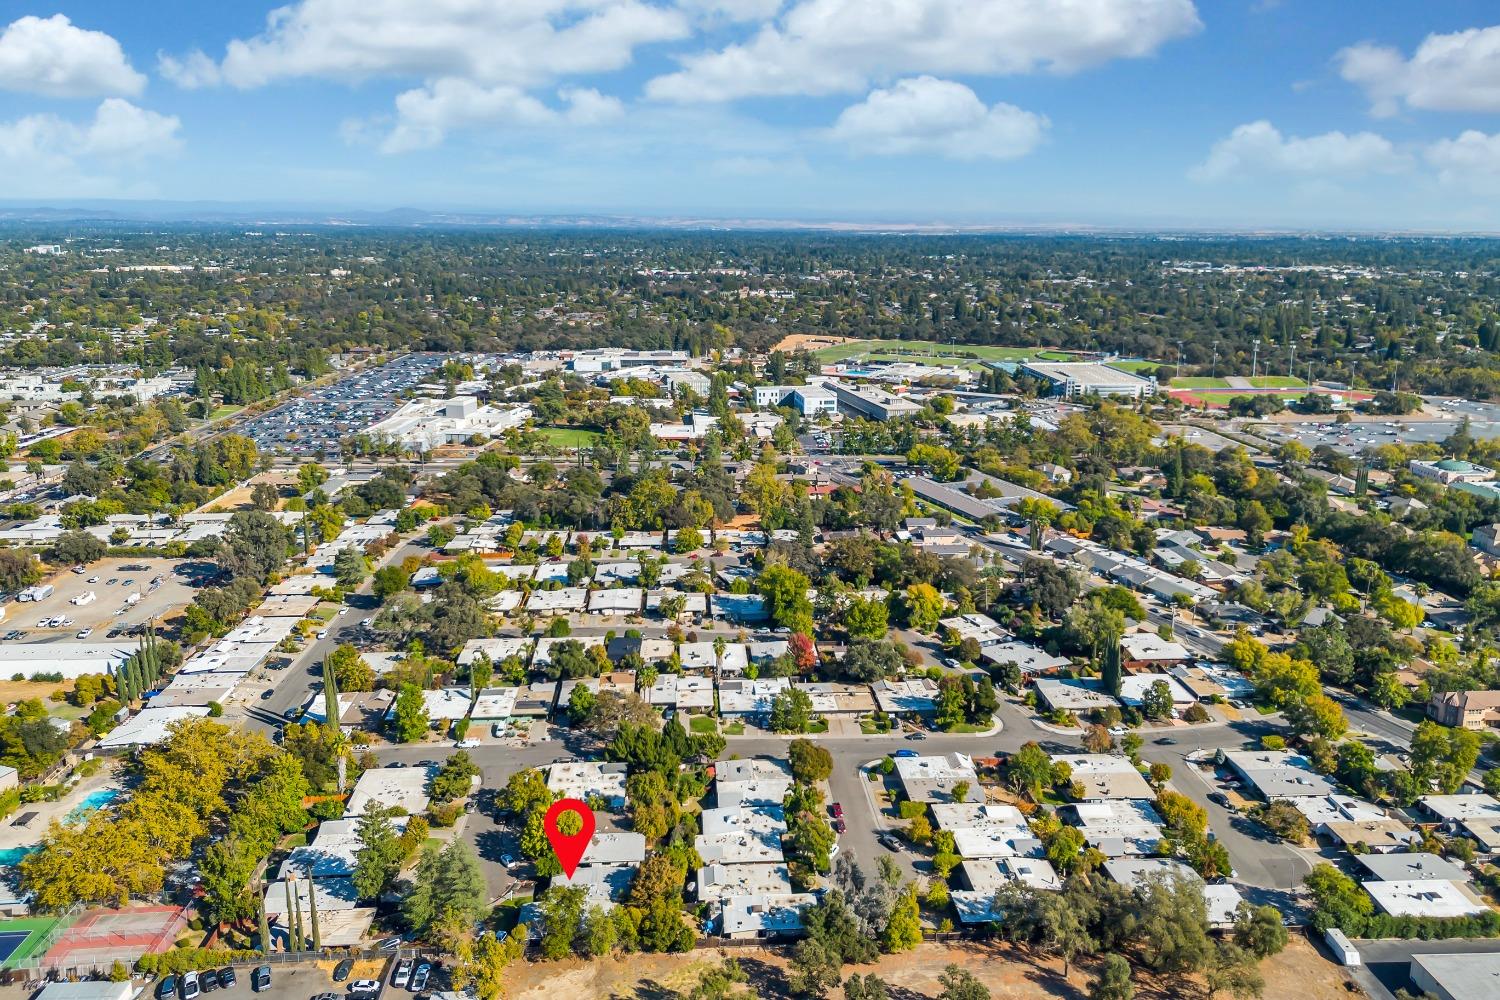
[0, 916, 66, 969]
[42, 906, 188, 970]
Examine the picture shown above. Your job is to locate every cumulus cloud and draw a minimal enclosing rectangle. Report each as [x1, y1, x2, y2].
[165, 0, 688, 89]
[1339, 26, 1500, 117]
[159, 0, 687, 151]
[1192, 120, 1408, 181]
[0, 14, 144, 97]
[829, 76, 1046, 160]
[1426, 130, 1500, 186]
[0, 99, 180, 185]
[647, 0, 1202, 102]
[379, 80, 625, 152]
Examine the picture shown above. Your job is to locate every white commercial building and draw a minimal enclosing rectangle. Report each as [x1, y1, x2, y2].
[364, 396, 531, 451]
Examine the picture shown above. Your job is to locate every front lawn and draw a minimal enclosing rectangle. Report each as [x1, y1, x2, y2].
[689, 716, 718, 735]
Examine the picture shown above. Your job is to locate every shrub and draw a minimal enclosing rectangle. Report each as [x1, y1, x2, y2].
[137, 948, 262, 976]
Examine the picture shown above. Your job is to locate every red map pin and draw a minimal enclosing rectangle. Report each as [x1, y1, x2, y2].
[543, 798, 596, 878]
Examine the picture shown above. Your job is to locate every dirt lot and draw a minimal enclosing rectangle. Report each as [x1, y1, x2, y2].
[770, 333, 855, 353]
[11, 556, 196, 638]
[506, 937, 1362, 1000]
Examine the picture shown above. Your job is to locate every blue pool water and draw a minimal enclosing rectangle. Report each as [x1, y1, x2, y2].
[0, 847, 36, 867]
[64, 788, 120, 825]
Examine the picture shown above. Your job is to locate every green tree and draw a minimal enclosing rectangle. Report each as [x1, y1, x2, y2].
[789, 739, 834, 784]
[843, 597, 889, 641]
[393, 683, 430, 742]
[901, 583, 947, 633]
[758, 564, 815, 634]
[352, 803, 403, 901]
[881, 885, 922, 953]
[770, 688, 815, 734]
[936, 965, 991, 1000]
[1088, 954, 1134, 1000]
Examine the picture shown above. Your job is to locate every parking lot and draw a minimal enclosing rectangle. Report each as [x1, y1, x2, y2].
[6, 557, 196, 640]
[239, 354, 445, 457]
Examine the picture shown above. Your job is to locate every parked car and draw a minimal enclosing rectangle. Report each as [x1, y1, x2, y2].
[905, 732, 926, 741]
[1209, 792, 1233, 809]
[251, 967, 271, 992]
[348, 981, 381, 998]
[75, 628, 91, 639]
[893, 749, 919, 758]
[834, 817, 847, 834]
[878, 833, 902, 851]
[409, 964, 431, 992]
[181, 972, 201, 1000]
[500, 853, 518, 869]
[333, 959, 355, 983]
[830, 802, 844, 819]
[218, 968, 237, 990]
[201, 970, 220, 993]
[1154, 738, 1177, 745]
[391, 959, 413, 989]
[313, 994, 339, 1000]
[157, 976, 178, 1000]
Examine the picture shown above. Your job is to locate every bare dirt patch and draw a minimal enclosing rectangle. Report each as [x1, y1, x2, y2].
[771, 333, 855, 353]
[505, 937, 1360, 1000]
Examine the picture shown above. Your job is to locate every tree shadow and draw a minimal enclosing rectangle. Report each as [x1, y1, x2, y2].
[736, 955, 794, 999]
[617, 979, 678, 1000]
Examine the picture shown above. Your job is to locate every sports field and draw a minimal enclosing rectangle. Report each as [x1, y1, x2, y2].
[813, 339, 1072, 367]
[1169, 377, 1231, 389]
[1249, 376, 1306, 389]
[1105, 360, 1161, 373]
[536, 427, 602, 448]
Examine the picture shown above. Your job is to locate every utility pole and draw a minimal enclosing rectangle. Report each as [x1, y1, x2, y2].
[1211, 340, 1219, 379]
[1251, 339, 1260, 380]
[1176, 340, 1184, 381]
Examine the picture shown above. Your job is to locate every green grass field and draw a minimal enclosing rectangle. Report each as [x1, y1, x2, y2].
[1248, 376, 1307, 389]
[689, 716, 718, 735]
[1170, 377, 1231, 389]
[1106, 360, 1161, 373]
[536, 427, 603, 448]
[209, 404, 244, 420]
[813, 339, 1072, 367]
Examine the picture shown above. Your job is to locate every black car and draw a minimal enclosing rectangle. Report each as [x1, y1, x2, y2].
[333, 959, 355, 983]
[1154, 737, 1177, 745]
[219, 969, 237, 990]
[157, 976, 178, 1000]
[251, 967, 271, 993]
[201, 970, 220, 993]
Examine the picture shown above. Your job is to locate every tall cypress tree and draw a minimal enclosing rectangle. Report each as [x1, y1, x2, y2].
[321, 656, 340, 732]
[307, 876, 321, 951]
[258, 886, 272, 955]
[1102, 639, 1122, 698]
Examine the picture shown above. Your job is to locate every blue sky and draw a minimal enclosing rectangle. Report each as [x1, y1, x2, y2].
[3, 1, 1500, 228]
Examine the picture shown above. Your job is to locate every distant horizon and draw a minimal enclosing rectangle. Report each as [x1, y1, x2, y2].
[4, 198, 1500, 238]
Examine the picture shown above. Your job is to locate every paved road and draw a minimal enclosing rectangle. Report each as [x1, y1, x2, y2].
[232, 534, 432, 735]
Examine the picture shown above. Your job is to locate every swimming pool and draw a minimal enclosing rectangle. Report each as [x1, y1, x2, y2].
[64, 788, 121, 825]
[0, 847, 36, 867]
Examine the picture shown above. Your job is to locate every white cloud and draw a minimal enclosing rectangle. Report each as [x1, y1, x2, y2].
[0, 14, 144, 98]
[161, 0, 687, 151]
[0, 99, 180, 192]
[1426, 130, 1500, 186]
[647, 0, 1201, 102]
[170, 0, 688, 89]
[157, 49, 223, 89]
[378, 81, 625, 152]
[1192, 120, 1408, 181]
[1339, 26, 1500, 117]
[829, 76, 1045, 160]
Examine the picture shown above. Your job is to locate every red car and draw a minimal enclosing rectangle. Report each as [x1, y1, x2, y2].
[834, 817, 847, 834]
[830, 802, 844, 819]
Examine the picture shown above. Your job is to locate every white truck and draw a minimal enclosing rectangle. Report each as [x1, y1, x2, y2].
[1323, 927, 1359, 967]
[71, 591, 96, 606]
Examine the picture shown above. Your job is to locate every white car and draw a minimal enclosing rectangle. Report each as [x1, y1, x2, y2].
[75, 628, 91, 639]
[316, 630, 328, 640]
